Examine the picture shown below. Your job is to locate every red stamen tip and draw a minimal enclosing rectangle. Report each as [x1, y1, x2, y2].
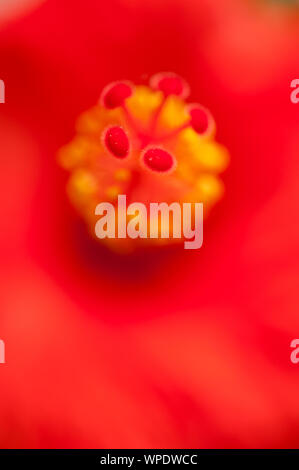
[189, 106, 212, 135]
[101, 81, 133, 109]
[104, 126, 130, 158]
[143, 148, 175, 173]
[150, 72, 189, 98]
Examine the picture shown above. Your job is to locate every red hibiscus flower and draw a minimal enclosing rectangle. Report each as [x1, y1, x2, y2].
[0, 0, 299, 448]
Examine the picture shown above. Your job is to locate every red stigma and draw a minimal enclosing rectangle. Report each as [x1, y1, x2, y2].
[150, 73, 189, 98]
[189, 107, 210, 134]
[102, 82, 132, 109]
[143, 148, 175, 173]
[104, 126, 129, 158]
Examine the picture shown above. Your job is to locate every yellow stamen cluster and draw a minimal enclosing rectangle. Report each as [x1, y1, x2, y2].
[58, 80, 229, 251]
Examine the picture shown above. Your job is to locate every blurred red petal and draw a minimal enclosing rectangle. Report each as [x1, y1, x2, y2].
[0, 0, 299, 449]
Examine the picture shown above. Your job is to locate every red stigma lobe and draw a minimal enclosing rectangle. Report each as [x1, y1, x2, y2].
[150, 73, 189, 98]
[102, 82, 132, 109]
[189, 107, 211, 134]
[104, 126, 129, 158]
[143, 148, 175, 173]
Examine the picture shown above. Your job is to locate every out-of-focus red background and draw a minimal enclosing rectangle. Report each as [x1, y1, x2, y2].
[0, 0, 299, 448]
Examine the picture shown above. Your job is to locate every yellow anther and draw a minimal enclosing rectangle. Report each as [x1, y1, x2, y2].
[114, 168, 131, 182]
[67, 169, 98, 213]
[175, 128, 229, 173]
[76, 106, 123, 136]
[196, 174, 224, 204]
[68, 168, 97, 194]
[195, 142, 229, 173]
[58, 133, 104, 171]
[106, 185, 120, 200]
[158, 96, 189, 130]
[127, 86, 162, 126]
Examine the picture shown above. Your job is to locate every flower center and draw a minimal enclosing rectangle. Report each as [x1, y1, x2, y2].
[58, 72, 230, 250]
